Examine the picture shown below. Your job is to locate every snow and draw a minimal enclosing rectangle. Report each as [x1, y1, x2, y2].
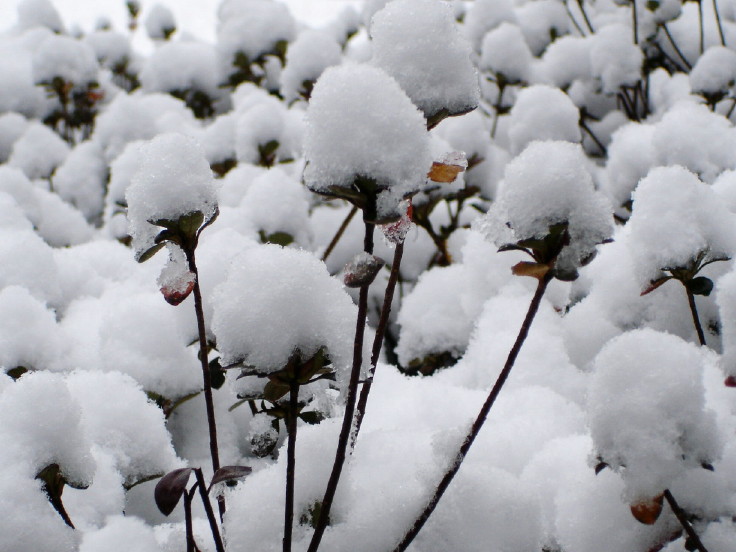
[690, 46, 736, 96]
[303, 63, 431, 222]
[139, 40, 220, 99]
[589, 24, 644, 94]
[125, 132, 219, 258]
[280, 29, 342, 103]
[626, 165, 736, 286]
[479, 140, 613, 277]
[211, 244, 358, 375]
[32, 33, 98, 86]
[588, 328, 721, 501]
[480, 22, 533, 84]
[370, 0, 479, 121]
[507, 85, 582, 155]
[8, 121, 70, 179]
[144, 3, 175, 40]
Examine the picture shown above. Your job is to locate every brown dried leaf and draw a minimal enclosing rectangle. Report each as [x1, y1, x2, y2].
[427, 161, 465, 183]
[511, 261, 550, 280]
[630, 493, 664, 525]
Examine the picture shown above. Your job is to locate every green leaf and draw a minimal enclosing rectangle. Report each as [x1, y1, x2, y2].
[154, 468, 193, 516]
[687, 276, 714, 296]
[6, 366, 28, 380]
[263, 380, 290, 402]
[136, 241, 166, 263]
[259, 230, 294, 246]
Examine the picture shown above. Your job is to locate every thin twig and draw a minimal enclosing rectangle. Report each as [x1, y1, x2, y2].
[322, 205, 358, 263]
[685, 286, 707, 346]
[661, 24, 693, 70]
[283, 380, 300, 552]
[698, 0, 705, 54]
[194, 469, 226, 552]
[577, 0, 595, 33]
[565, 0, 586, 36]
[491, 83, 505, 139]
[580, 118, 607, 156]
[663, 489, 709, 552]
[713, 0, 726, 46]
[188, 250, 224, 519]
[392, 271, 553, 552]
[632, 0, 639, 45]
[307, 220, 375, 552]
[351, 241, 405, 449]
[184, 488, 195, 552]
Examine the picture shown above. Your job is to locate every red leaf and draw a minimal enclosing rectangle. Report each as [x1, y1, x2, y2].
[630, 493, 664, 525]
[160, 278, 195, 306]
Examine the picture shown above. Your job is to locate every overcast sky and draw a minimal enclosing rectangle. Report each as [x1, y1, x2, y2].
[1, 0, 361, 52]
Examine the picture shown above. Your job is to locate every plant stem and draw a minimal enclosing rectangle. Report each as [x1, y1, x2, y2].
[392, 271, 553, 552]
[187, 249, 224, 519]
[632, 0, 639, 45]
[580, 118, 607, 156]
[491, 82, 505, 139]
[284, 380, 300, 552]
[322, 205, 358, 263]
[713, 0, 726, 46]
[194, 469, 225, 552]
[577, 0, 595, 34]
[351, 241, 405, 449]
[565, 0, 586, 36]
[307, 220, 375, 552]
[685, 286, 707, 346]
[698, 0, 705, 54]
[184, 488, 195, 552]
[663, 489, 709, 552]
[661, 24, 693, 70]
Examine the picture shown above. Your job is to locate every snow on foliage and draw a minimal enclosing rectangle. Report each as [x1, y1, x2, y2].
[5, 0, 736, 549]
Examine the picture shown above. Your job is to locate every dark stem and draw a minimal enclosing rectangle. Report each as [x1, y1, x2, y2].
[663, 489, 709, 552]
[685, 286, 707, 346]
[577, 0, 595, 33]
[580, 118, 607, 156]
[392, 272, 553, 552]
[632, 0, 639, 45]
[194, 469, 225, 552]
[713, 0, 726, 46]
[322, 205, 358, 263]
[491, 82, 506, 139]
[351, 241, 405, 449]
[661, 24, 693, 70]
[187, 249, 224, 519]
[184, 487, 196, 552]
[416, 218, 452, 266]
[698, 0, 705, 54]
[307, 220, 375, 552]
[284, 380, 300, 552]
[565, 0, 586, 36]
[726, 97, 736, 119]
[617, 90, 637, 121]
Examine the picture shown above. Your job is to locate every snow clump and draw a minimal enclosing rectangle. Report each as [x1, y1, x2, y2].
[588, 329, 721, 502]
[478, 140, 613, 278]
[303, 63, 431, 223]
[125, 133, 219, 258]
[370, 0, 479, 123]
[280, 29, 342, 103]
[212, 244, 359, 376]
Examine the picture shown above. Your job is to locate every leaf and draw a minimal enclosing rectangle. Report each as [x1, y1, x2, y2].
[263, 380, 290, 402]
[630, 493, 664, 525]
[209, 358, 226, 390]
[725, 375, 736, 388]
[686, 276, 714, 297]
[210, 466, 253, 488]
[511, 261, 550, 280]
[640, 276, 672, 296]
[137, 241, 166, 263]
[6, 366, 28, 380]
[427, 161, 465, 183]
[259, 230, 294, 247]
[299, 410, 326, 425]
[154, 468, 193, 516]
[344, 254, 386, 288]
[594, 461, 609, 475]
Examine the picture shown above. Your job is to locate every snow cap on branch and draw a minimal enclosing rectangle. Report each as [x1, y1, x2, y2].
[303, 63, 431, 223]
[370, 0, 479, 125]
[478, 140, 613, 278]
[125, 133, 218, 258]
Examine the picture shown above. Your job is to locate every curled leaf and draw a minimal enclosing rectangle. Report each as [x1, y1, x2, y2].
[344, 253, 386, 288]
[640, 276, 672, 296]
[210, 466, 253, 489]
[511, 261, 550, 280]
[154, 468, 193, 516]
